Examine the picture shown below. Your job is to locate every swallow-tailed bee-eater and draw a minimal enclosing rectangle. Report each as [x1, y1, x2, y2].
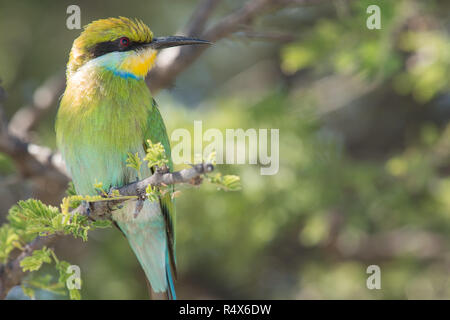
[56, 17, 210, 299]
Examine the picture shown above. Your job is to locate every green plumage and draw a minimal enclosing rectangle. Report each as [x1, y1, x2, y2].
[57, 70, 151, 195]
[56, 19, 177, 297]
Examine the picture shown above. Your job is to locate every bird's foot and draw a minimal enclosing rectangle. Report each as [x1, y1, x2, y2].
[81, 200, 91, 217]
[133, 188, 147, 218]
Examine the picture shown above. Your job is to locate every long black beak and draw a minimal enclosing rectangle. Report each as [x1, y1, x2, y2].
[146, 36, 211, 50]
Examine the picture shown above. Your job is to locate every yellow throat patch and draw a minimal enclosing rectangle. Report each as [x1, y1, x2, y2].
[119, 49, 157, 78]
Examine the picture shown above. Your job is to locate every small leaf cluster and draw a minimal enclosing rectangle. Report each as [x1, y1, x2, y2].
[144, 140, 169, 169]
[20, 246, 81, 300]
[207, 173, 242, 191]
[0, 189, 112, 299]
[197, 151, 242, 191]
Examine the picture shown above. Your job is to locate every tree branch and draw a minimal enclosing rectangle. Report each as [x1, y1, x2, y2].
[0, 162, 213, 299]
[0, 84, 69, 185]
[73, 162, 214, 219]
[147, 0, 321, 92]
[181, 0, 223, 37]
[8, 73, 65, 140]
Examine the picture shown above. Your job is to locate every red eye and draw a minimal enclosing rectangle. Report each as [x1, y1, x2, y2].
[119, 37, 130, 47]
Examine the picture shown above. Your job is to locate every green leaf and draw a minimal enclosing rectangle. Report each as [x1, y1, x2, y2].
[55, 260, 82, 300]
[20, 247, 52, 272]
[21, 284, 35, 299]
[144, 140, 168, 169]
[207, 173, 242, 191]
[55, 260, 71, 284]
[27, 274, 65, 296]
[91, 219, 113, 229]
[7, 199, 60, 239]
[65, 182, 81, 208]
[0, 224, 20, 263]
[69, 289, 81, 300]
[145, 184, 160, 202]
[126, 152, 143, 174]
[65, 182, 77, 197]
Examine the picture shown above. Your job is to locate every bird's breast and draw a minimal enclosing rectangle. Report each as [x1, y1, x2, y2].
[56, 69, 152, 196]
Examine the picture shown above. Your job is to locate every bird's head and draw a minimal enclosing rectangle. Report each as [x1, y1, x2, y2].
[67, 17, 209, 79]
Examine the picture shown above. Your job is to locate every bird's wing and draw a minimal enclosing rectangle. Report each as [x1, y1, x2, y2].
[144, 98, 177, 280]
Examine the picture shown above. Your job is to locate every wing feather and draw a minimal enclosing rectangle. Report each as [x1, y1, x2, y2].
[145, 98, 177, 279]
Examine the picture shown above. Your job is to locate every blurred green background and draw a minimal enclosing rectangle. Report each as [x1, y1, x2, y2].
[1, 0, 450, 299]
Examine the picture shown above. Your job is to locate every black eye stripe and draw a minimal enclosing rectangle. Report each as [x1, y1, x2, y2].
[89, 38, 148, 58]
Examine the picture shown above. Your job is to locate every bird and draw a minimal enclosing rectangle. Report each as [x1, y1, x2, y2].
[55, 17, 210, 299]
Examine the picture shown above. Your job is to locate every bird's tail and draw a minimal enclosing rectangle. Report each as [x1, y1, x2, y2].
[165, 249, 176, 300]
[115, 202, 176, 299]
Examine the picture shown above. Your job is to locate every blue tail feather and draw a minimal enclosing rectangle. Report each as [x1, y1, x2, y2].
[166, 250, 177, 300]
[115, 201, 176, 298]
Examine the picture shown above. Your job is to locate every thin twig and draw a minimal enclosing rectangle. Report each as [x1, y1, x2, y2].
[234, 29, 298, 42]
[182, 0, 223, 36]
[73, 162, 214, 219]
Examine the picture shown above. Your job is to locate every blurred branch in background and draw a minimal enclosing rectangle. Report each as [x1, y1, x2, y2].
[0, 83, 68, 204]
[8, 74, 65, 140]
[181, 0, 222, 37]
[147, 0, 323, 92]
